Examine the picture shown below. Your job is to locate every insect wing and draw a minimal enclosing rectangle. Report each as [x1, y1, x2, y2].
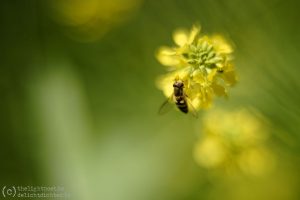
[158, 94, 174, 115]
[186, 97, 199, 118]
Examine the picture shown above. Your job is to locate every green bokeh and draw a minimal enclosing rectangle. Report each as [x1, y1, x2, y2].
[1, 0, 300, 200]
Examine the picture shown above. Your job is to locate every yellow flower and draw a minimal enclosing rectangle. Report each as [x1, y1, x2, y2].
[156, 25, 200, 69]
[194, 108, 276, 176]
[194, 135, 226, 168]
[156, 24, 237, 111]
[48, 0, 142, 42]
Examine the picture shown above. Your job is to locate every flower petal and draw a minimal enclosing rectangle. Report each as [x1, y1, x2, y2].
[211, 35, 233, 54]
[173, 29, 189, 46]
[156, 46, 179, 66]
[212, 83, 227, 97]
[156, 69, 190, 97]
[207, 68, 217, 82]
[187, 25, 201, 44]
[223, 70, 237, 86]
[157, 46, 176, 55]
[192, 69, 206, 84]
[199, 86, 214, 109]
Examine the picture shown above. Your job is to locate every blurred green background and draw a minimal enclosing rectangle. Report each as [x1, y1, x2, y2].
[1, 0, 300, 200]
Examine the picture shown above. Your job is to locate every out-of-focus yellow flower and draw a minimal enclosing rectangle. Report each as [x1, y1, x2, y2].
[49, 0, 142, 42]
[156, 25, 237, 111]
[194, 108, 276, 176]
[194, 135, 226, 168]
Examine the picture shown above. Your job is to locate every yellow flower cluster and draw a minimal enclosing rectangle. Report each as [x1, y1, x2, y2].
[156, 25, 237, 110]
[49, 0, 142, 42]
[194, 109, 276, 176]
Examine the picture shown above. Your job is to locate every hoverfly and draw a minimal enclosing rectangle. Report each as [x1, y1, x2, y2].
[158, 79, 198, 118]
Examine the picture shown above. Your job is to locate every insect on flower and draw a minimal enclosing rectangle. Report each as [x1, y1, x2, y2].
[156, 24, 237, 114]
[158, 76, 198, 118]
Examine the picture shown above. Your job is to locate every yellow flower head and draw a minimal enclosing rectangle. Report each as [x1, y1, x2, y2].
[156, 25, 237, 111]
[194, 108, 276, 176]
